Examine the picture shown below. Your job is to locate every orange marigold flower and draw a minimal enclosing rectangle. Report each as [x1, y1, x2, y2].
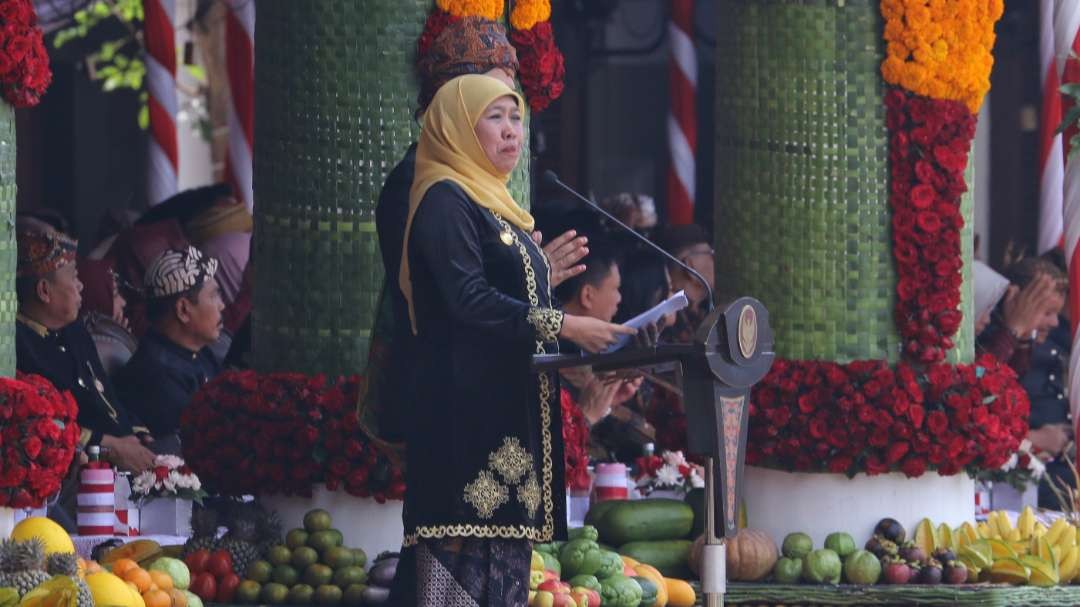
[510, 0, 551, 31]
[879, 0, 1003, 112]
[436, 0, 503, 20]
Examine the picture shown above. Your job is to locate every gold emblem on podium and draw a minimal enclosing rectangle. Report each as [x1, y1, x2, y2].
[738, 305, 757, 359]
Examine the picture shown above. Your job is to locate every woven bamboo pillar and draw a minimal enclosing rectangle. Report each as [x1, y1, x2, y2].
[0, 104, 14, 377]
[252, 1, 532, 375]
[713, 0, 973, 365]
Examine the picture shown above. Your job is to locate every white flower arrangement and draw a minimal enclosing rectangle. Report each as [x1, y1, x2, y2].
[634, 450, 705, 497]
[130, 455, 207, 503]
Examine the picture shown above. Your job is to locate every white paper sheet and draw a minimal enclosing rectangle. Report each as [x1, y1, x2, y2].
[605, 290, 689, 353]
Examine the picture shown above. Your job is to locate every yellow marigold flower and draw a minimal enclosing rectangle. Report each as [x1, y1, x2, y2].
[437, 0, 503, 20]
[879, 0, 1002, 112]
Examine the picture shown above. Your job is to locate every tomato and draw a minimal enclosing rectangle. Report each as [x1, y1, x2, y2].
[184, 550, 210, 575]
[207, 550, 234, 578]
[216, 573, 240, 603]
[190, 572, 217, 602]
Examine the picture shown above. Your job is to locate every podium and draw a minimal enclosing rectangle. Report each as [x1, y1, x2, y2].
[533, 297, 774, 606]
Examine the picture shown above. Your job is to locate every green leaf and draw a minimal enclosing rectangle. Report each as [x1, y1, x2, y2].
[1060, 83, 1080, 97]
[114, 54, 129, 69]
[92, 1, 110, 17]
[102, 75, 123, 91]
[1056, 106, 1080, 135]
[74, 9, 88, 24]
[138, 104, 149, 130]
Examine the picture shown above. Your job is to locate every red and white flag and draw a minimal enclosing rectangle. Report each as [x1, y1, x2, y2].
[144, 0, 178, 205]
[665, 0, 697, 225]
[225, 0, 255, 211]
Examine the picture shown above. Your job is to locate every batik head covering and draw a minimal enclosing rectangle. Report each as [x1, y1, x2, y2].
[17, 223, 77, 278]
[416, 17, 519, 112]
[144, 246, 219, 299]
[400, 74, 532, 332]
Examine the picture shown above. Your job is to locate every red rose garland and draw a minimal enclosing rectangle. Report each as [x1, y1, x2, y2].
[0, 0, 51, 108]
[0, 373, 80, 508]
[509, 21, 565, 112]
[886, 89, 975, 364]
[181, 371, 405, 502]
[560, 388, 591, 491]
[746, 355, 1028, 478]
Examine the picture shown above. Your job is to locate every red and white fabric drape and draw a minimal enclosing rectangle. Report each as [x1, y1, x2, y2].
[225, 0, 255, 211]
[665, 0, 696, 226]
[144, 0, 178, 205]
[1039, 0, 1065, 254]
[1053, 1, 1080, 436]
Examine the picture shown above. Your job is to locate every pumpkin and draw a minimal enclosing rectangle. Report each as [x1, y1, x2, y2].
[720, 529, 779, 582]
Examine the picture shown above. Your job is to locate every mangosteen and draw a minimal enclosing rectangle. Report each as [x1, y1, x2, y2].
[882, 557, 912, 585]
[932, 548, 956, 563]
[865, 535, 884, 556]
[899, 543, 926, 564]
[918, 559, 943, 584]
[875, 517, 907, 543]
[943, 561, 968, 585]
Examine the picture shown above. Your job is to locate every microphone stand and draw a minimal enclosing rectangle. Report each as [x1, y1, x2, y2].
[543, 171, 714, 312]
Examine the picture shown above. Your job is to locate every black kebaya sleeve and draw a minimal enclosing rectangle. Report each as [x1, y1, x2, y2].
[410, 182, 563, 344]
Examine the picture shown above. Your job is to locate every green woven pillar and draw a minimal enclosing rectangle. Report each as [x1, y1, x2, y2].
[251, 0, 428, 375]
[253, 1, 532, 376]
[0, 104, 14, 378]
[713, 0, 972, 365]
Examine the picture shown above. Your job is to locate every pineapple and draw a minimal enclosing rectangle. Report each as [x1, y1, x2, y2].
[45, 553, 93, 607]
[219, 509, 260, 577]
[257, 508, 284, 558]
[7, 539, 51, 597]
[183, 507, 221, 556]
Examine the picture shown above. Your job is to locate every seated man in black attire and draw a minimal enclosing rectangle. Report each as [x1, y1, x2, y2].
[115, 247, 222, 453]
[15, 222, 156, 473]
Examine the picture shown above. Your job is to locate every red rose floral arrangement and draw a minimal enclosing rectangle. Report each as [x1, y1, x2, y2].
[181, 371, 405, 502]
[747, 355, 1028, 478]
[0, 0, 51, 108]
[560, 388, 591, 491]
[887, 89, 976, 364]
[0, 373, 80, 508]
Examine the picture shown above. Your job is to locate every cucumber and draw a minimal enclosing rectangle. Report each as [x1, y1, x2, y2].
[595, 499, 694, 545]
[618, 540, 694, 578]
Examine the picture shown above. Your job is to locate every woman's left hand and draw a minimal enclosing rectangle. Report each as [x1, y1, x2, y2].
[535, 230, 589, 288]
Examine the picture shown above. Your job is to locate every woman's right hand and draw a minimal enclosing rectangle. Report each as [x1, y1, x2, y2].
[1002, 274, 1057, 337]
[560, 314, 638, 353]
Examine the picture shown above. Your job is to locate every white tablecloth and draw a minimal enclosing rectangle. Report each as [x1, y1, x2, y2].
[71, 535, 188, 559]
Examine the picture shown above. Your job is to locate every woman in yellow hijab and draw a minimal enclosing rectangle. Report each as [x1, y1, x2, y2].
[394, 74, 633, 606]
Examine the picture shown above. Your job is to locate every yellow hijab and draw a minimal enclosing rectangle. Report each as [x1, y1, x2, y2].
[400, 74, 535, 332]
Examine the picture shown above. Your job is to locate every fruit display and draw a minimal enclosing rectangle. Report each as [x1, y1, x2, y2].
[0, 539, 52, 597]
[110, 556, 192, 607]
[236, 508, 375, 605]
[532, 512, 698, 607]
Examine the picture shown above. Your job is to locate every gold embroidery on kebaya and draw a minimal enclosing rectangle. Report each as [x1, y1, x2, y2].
[527, 307, 564, 342]
[518, 471, 540, 518]
[463, 470, 508, 519]
[490, 436, 532, 484]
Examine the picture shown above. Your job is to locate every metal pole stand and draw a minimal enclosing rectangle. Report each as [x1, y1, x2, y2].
[702, 458, 726, 607]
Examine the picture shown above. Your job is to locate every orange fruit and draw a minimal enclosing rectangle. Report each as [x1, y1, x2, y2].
[124, 568, 152, 593]
[112, 559, 139, 577]
[142, 588, 171, 607]
[168, 588, 188, 607]
[149, 571, 173, 592]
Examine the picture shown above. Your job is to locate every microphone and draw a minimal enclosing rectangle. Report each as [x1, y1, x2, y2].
[543, 170, 714, 312]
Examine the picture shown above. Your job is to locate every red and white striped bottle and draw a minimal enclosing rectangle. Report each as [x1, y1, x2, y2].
[77, 446, 116, 535]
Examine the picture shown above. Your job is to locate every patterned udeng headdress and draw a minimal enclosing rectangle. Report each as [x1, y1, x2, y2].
[17, 226, 77, 278]
[144, 246, 219, 299]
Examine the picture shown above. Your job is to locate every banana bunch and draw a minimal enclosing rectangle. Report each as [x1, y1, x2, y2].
[966, 508, 1080, 584]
